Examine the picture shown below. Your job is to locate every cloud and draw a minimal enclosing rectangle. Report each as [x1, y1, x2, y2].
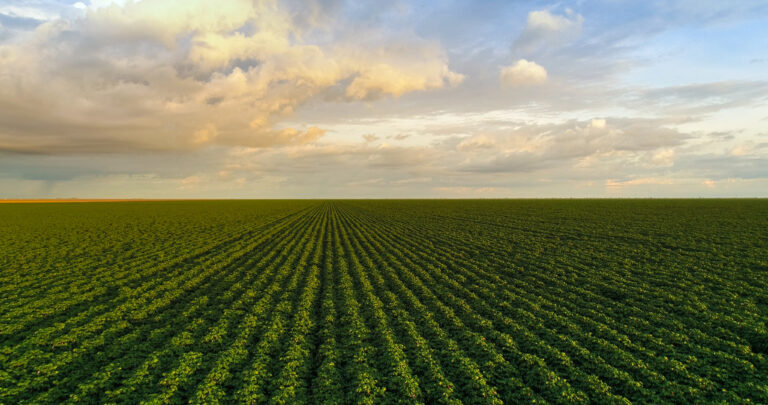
[434, 186, 499, 195]
[630, 81, 768, 114]
[456, 117, 689, 173]
[674, 154, 768, 180]
[178, 175, 202, 190]
[3, 109, 764, 198]
[589, 118, 606, 129]
[343, 42, 465, 100]
[362, 134, 379, 143]
[0, 5, 58, 22]
[0, 0, 462, 154]
[605, 177, 675, 188]
[513, 9, 583, 53]
[647, 148, 675, 167]
[2, 1, 767, 198]
[499, 59, 547, 86]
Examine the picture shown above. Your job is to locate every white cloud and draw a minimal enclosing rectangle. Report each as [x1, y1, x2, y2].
[648, 148, 676, 167]
[87, 0, 131, 10]
[514, 9, 583, 53]
[500, 59, 547, 86]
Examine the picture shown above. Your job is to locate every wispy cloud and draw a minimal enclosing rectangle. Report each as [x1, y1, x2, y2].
[513, 9, 583, 53]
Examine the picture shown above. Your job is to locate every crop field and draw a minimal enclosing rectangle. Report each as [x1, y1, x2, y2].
[1, 200, 767, 404]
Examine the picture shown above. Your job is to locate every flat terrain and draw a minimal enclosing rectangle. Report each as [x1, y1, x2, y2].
[1, 200, 767, 404]
[0, 199, 183, 203]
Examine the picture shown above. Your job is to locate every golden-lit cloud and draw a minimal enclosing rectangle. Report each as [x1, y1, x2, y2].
[499, 59, 547, 86]
[0, 0, 462, 154]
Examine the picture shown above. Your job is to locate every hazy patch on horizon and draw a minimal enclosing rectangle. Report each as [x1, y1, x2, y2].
[1, 0, 767, 198]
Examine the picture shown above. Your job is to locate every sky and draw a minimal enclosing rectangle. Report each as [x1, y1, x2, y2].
[0, 0, 767, 198]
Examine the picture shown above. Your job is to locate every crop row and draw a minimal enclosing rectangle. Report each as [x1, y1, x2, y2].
[1, 200, 766, 403]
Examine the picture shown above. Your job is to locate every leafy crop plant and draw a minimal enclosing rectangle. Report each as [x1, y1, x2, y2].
[1, 199, 767, 403]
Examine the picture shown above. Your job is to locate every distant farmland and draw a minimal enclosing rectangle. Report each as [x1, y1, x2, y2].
[1, 200, 766, 404]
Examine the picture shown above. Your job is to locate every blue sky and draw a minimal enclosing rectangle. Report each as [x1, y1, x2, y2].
[0, 0, 767, 198]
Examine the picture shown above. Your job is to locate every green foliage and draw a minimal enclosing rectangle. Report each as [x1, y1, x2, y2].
[1, 199, 767, 403]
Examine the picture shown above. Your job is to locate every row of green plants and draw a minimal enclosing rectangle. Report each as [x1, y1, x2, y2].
[1, 200, 766, 403]
[342, 200, 767, 402]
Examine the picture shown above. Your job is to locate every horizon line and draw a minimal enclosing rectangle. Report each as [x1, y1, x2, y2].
[2, 197, 767, 203]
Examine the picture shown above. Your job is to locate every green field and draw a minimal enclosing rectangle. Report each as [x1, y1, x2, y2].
[1, 200, 767, 404]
